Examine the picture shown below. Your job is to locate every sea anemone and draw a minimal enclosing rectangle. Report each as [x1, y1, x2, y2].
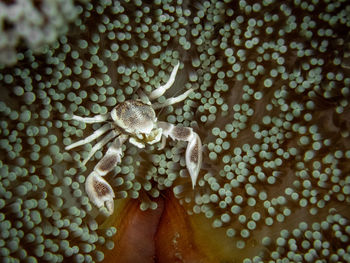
[0, 0, 349, 262]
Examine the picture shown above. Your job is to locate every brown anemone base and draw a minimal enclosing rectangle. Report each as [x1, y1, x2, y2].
[102, 192, 213, 263]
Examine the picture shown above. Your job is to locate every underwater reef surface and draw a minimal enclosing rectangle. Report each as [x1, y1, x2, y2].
[0, 0, 350, 262]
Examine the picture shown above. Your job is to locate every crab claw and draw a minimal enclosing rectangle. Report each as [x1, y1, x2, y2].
[158, 121, 203, 188]
[85, 171, 115, 215]
[185, 133, 202, 189]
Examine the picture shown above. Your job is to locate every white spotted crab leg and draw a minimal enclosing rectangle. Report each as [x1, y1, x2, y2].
[85, 134, 128, 215]
[158, 121, 202, 188]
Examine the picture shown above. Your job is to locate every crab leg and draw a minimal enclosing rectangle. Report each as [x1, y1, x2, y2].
[71, 114, 109, 123]
[158, 121, 202, 188]
[148, 61, 180, 100]
[82, 130, 119, 165]
[85, 134, 128, 215]
[152, 88, 194, 110]
[65, 123, 113, 150]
